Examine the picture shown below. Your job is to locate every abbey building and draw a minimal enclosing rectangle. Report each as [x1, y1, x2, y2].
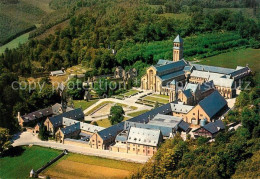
[141, 35, 251, 99]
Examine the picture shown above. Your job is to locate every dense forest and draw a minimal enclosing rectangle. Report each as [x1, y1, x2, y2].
[0, 0, 259, 76]
[0, 0, 259, 144]
[132, 86, 260, 178]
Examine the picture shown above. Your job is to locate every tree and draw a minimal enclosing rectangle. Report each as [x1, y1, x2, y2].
[67, 78, 84, 99]
[0, 127, 12, 156]
[38, 124, 48, 141]
[109, 105, 125, 125]
[241, 107, 259, 133]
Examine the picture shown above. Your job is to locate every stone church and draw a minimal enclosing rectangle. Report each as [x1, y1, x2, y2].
[141, 35, 251, 99]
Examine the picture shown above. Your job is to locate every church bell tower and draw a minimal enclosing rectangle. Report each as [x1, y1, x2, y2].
[173, 35, 183, 62]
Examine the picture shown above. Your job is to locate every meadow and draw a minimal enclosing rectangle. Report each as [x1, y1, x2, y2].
[0, 146, 61, 179]
[199, 48, 260, 83]
[0, 32, 30, 54]
[41, 152, 142, 179]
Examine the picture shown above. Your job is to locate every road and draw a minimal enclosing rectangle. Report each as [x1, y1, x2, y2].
[12, 132, 150, 164]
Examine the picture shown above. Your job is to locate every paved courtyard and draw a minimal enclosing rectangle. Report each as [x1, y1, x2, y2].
[84, 89, 153, 122]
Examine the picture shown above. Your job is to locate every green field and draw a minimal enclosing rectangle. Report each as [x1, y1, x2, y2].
[0, 32, 30, 54]
[128, 110, 149, 117]
[96, 117, 130, 128]
[0, 146, 61, 179]
[42, 153, 142, 178]
[143, 96, 169, 104]
[73, 99, 99, 111]
[199, 48, 260, 83]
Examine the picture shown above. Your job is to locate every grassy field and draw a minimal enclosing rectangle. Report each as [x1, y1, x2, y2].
[42, 153, 142, 179]
[123, 89, 139, 96]
[86, 101, 114, 115]
[0, 32, 30, 54]
[199, 48, 260, 83]
[151, 94, 169, 99]
[73, 99, 99, 111]
[0, 146, 61, 179]
[143, 96, 169, 104]
[128, 110, 149, 117]
[96, 117, 130, 128]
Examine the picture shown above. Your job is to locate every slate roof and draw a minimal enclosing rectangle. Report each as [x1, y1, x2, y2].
[115, 130, 128, 142]
[173, 35, 183, 43]
[97, 103, 173, 140]
[182, 89, 193, 98]
[61, 122, 80, 135]
[51, 103, 74, 115]
[125, 121, 173, 137]
[60, 120, 104, 135]
[49, 108, 84, 128]
[230, 66, 250, 78]
[198, 91, 227, 118]
[209, 77, 234, 88]
[157, 59, 173, 66]
[178, 121, 190, 132]
[170, 102, 194, 114]
[191, 64, 235, 74]
[184, 83, 199, 93]
[199, 81, 215, 92]
[183, 65, 194, 72]
[155, 59, 186, 73]
[194, 120, 225, 134]
[79, 122, 104, 133]
[159, 70, 185, 81]
[127, 127, 161, 147]
[97, 122, 125, 140]
[21, 107, 53, 123]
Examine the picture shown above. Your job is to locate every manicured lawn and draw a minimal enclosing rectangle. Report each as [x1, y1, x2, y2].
[124, 89, 139, 97]
[86, 101, 113, 115]
[96, 118, 111, 128]
[73, 99, 99, 111]
[42, 153, 142, 178]
[0, 32, 30, 54]
[0, 146, 61, 179]
[151, 94, 169, 99]
[143, 96, 169, 104]
[96, 117, 129, 128]
[199, 48, 260, 83]
[128, 110, 150, 117]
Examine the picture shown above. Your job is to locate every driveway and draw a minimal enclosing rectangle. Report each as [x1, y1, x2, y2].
[12, 132, 150, 164]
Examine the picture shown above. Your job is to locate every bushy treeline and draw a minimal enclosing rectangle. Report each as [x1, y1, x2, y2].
[0, 72, 60, 133]
[149, 0, 259, 12]
[1, 0, 259, 78]
[132, 86, 260, 179]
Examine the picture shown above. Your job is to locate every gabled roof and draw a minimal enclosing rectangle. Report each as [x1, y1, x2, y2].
[209, 77, 234, 88]
[155, 59, 186, 73]
[60, 122, 80, 135]
[198, 91, 227, 118]
[157, 59, 174, 66]
[97, 122, 125, 140]
[125, 121, 173, 137]
[178, 121, 190, 132]
[22, 107, 53, 123]
[183, 65, 194, 72]
[191, 64, 235, 74]
[159, 70, 185, 81]
[49, 108, 84, 128]
[170, 102, 194, 114]
[97, 103, 174, 140]
[194, 120, 225, 134]
[199, 81, 215, 92]
[127, 127, 161, 147]
[79, 122, 104, 133]
[182, 89, 193, 98]
[184, 83, 199, 93]
[173, 35, 183, 43]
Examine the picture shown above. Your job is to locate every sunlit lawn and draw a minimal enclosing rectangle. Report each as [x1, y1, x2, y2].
[73, 99, 99, 111]
[128, 110, 149, 117]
